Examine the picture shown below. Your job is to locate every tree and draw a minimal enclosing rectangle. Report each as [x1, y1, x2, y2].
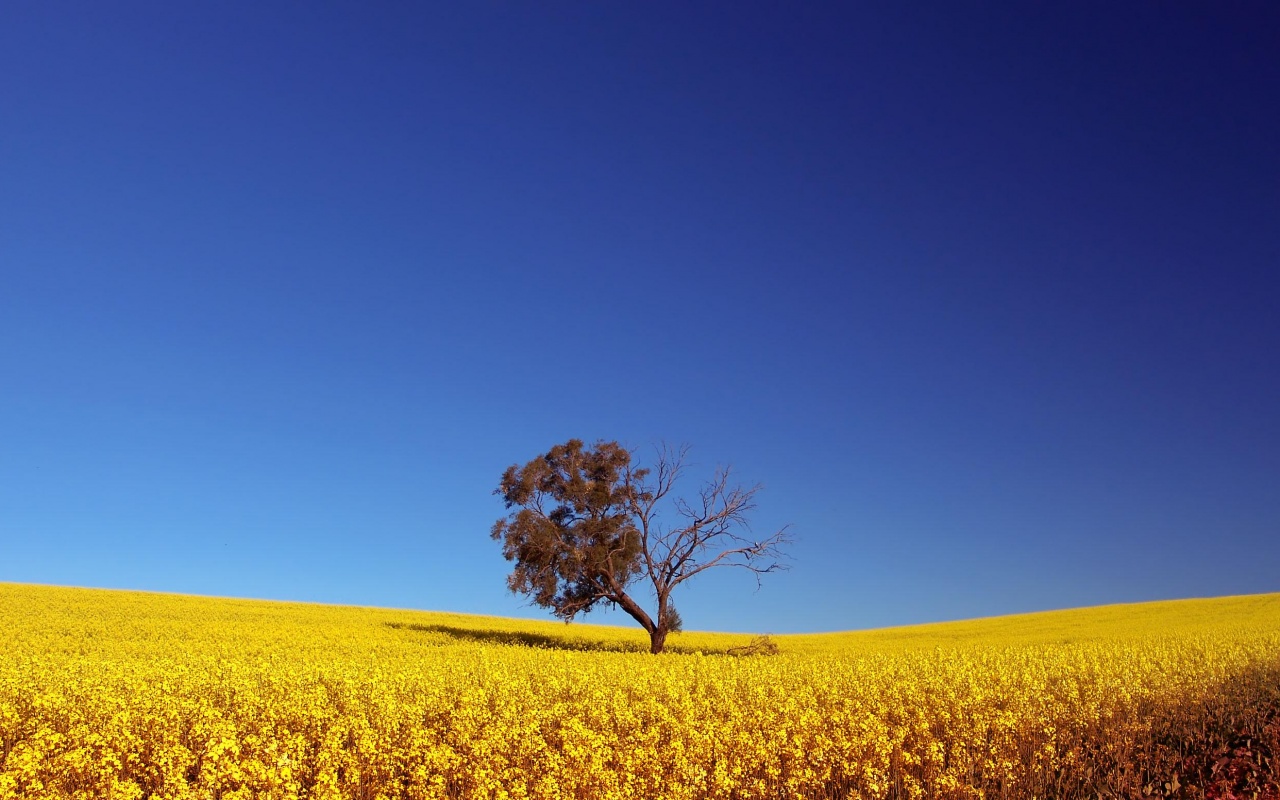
[491, 439, 791, 654]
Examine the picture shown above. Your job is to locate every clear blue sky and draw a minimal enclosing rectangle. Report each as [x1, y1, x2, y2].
[2, 3, 1277, 633]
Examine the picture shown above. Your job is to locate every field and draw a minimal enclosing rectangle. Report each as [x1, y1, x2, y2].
[2, 584, 1278, 799]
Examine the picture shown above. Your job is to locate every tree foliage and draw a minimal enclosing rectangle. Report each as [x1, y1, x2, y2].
[491, 439, 790, 653]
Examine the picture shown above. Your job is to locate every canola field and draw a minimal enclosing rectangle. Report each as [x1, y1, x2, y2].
[2, 583, 1279, 800]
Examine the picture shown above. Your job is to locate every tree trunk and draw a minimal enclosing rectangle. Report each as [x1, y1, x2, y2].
[613, 591, 656, 635]
[649, 626, 668, 655]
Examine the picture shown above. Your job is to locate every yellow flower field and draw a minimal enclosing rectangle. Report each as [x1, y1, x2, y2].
[1, 583, 1278, 799]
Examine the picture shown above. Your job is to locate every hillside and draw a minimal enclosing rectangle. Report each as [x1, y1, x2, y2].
[3, 582, 1279, 799]
[4, 582, 1277, 658]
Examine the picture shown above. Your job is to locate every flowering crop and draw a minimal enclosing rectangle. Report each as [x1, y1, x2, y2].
[1, 584, 1277, 799]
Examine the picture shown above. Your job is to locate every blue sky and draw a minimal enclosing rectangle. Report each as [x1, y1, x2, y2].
[2, 3, 1277, 633]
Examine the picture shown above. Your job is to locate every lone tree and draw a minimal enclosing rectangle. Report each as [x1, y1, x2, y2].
[491, 439, 791, 654]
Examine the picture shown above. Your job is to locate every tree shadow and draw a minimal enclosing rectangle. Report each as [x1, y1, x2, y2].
[384, 621, 652, 653]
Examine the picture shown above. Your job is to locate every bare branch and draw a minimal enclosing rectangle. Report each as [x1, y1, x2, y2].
[669, 525, 793, 589]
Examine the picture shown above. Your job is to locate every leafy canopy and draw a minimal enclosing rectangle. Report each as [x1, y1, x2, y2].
[491, 439, 647, 621]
